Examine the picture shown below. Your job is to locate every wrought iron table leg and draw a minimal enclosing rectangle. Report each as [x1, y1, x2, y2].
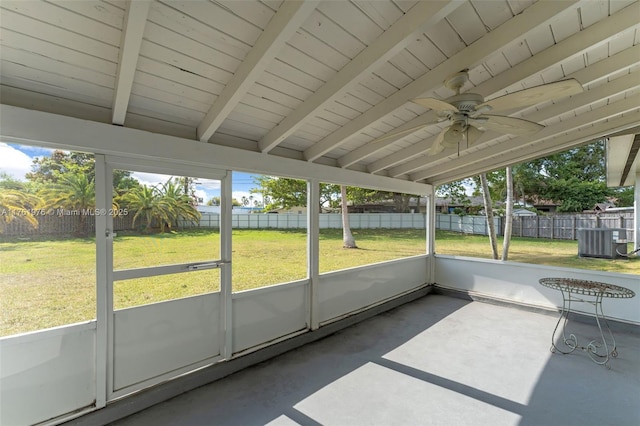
[586, 293, 617, 368]
[550, 290, 578, 354]
[550, 291, 617, 368]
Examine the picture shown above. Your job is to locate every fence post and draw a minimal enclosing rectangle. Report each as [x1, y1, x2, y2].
[519, 216, 523, 237]
[551, 216, 554, 240]
[572, 216, 576, 240]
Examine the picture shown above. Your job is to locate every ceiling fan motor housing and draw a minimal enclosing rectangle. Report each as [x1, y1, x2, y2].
[446, 93, 484, 112]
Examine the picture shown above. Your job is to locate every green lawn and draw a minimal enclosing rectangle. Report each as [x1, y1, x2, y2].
[1, 229, 638, 336]
[435, 231, 639, 274]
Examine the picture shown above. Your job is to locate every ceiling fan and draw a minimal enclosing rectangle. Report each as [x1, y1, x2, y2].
[373, 71, 583, 155]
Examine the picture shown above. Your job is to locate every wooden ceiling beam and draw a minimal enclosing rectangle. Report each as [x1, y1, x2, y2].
[111, 0, 151, 125]
[358, 8, 640, 173]
[302, 0, 580, 162]
[257, 0, 463, 153]
[197, 1, 317, 142]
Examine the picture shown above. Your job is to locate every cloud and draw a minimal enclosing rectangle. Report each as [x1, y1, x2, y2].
[131, 173, 222, 189]
[194, 188, 207, 202]
[130, 172, 170, 188]
[129, 172, 224, 204]
[0, 143, 35, 180]
[196, 179, 221, 191]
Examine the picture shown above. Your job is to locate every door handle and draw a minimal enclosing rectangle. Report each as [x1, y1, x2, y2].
[188, 262, 221, 271]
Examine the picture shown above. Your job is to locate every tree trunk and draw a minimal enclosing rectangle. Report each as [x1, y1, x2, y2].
[502, 166, 514, 261]
[479, 173, 498, 259]
[341, 185, 357, 248]
[393, 192, 411, 212]
[76, 212, 88, 237]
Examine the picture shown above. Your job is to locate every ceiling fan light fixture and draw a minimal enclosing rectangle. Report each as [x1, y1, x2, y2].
[466, 125, 484, 146]
[443, 123, 465, 147]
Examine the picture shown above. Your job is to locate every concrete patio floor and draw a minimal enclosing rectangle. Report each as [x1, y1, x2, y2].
[108, 294, 640, 426]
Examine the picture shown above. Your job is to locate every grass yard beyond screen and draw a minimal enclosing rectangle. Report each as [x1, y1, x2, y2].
[1, 229, 637, 336]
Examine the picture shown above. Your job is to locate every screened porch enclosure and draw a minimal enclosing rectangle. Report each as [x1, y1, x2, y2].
[1, 0, 639, 424]
[0, 120, 433, 425]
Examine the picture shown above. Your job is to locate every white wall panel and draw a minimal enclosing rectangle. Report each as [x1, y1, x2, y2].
[318, 256, 428, 324]
[0, 323, 96, 426]
[435, 256, 640, 324]
[232, 281, 308, 354]
[113, 293, 220, 390]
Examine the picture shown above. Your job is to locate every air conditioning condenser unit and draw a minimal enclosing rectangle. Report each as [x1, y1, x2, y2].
[577, 228, 627, 259]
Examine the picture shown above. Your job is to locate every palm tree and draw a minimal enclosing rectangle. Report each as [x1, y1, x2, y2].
[124, 185, 169, 233]
[159, 179, 201, 229]
[39, 173, 95, 236]
[125, 179, 201, 233]
[0, 189, 41, 233]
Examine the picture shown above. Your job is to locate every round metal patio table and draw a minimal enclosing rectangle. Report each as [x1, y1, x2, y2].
[539, 277, 635, 368]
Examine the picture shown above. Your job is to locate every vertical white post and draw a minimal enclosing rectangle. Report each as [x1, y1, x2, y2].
[94, 155, 113, 406]
[307, 179, 320, 330]
[426, 187, 436, 284]
[221, 172, 233, 358]
[635, 172, 639, 251]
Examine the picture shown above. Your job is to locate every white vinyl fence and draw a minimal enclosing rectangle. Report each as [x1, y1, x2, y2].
[180, 213, 427, 230]
[436, 214, 501, 236]
[4, 212, 631, 241]
[181, 212, 635, 242]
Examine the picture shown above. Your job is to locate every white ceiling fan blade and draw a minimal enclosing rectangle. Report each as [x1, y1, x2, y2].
[412, 97, 458, 113]
[473, 115, 544, 135]
[478, 78, 583, 113]
[428, 127, 448, 155]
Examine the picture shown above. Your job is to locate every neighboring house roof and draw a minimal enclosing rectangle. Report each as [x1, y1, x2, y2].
[513, 208, 537, 216]
[594, 202, 616, 212]
[435, 196, 486, 207]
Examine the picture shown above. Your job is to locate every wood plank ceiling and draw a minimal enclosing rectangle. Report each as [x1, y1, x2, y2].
[1, 0, 639, 187]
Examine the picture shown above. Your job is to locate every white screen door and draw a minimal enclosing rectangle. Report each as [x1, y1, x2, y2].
[98, 155, 229, 399]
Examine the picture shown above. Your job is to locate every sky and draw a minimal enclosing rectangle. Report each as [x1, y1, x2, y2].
[0, 142, 264, 205]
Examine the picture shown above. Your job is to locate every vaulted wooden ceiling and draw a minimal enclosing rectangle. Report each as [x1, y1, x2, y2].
[1, 0, 638, 187]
